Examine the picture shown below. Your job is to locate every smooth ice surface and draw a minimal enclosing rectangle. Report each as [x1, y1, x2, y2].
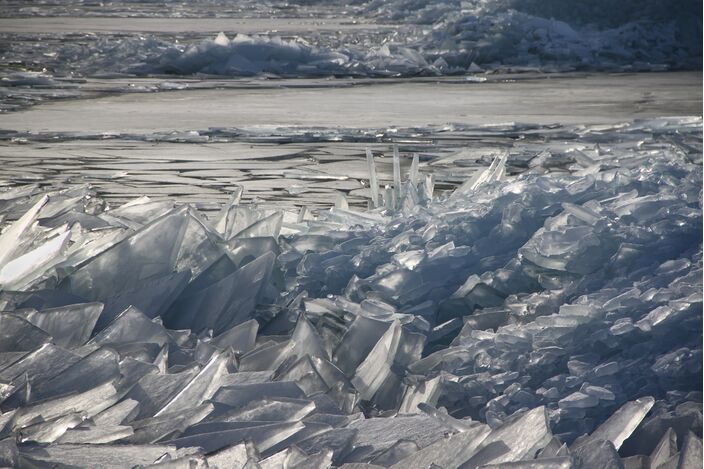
[2, 73, 700, 136]
[0, 116, 700, 467]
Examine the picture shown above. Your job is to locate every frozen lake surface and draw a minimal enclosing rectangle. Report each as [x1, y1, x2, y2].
[0, 17, 392, 34]
[2, 72, 700, 136]
[0, 72, 701, 212]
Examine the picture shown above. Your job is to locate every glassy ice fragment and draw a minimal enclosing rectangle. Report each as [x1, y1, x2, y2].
[19, 443, 200, 469]
[391, 424, 490, 469]
[206, 441, 251, 469]
[0, 195, 47, 266]
[90, 306, 170, 347]
[13, 303, 103, 348]
[63, 207, 190, 301]
[480, 457, 572, 468]
[0, 437, 18, 467]
[0, 315, 51, 352]
[0, 230, 71, 290]
[96, 271, 190, 332]
[92, 399, 140, 426]
[587, 397, 654, 450]
[165, 421, 305, 455]
[347, 415, 448, 456]
[351, 320, 401, 401]
[463, 407, 552, 467]
[29, 347, 121, 402]
[571, 439, 622, 469]
[13, 381, 119, 429]
[212, 381, 305, 409]
[125, 369, 199, 420]
[126, 404, 213, 445]
[676, 432, 702, 469]
[649, 427, 677, 468]
[0, 343, 79, 393]
[155, 351, 229, 416]
[57, 425, 134, 444]
[212, 319, 259, 355]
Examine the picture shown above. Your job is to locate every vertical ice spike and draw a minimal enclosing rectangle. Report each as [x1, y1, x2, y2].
[384, 185, 394, 211]
[392, 144, 401, 209]
[423, 174, 434, 202]
[409, 153, 419, 186]
[365, 148, 379, 208]
[335, 192, 349, 210]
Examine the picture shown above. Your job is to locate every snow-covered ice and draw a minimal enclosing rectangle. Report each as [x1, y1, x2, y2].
[0, 117, 700, 467]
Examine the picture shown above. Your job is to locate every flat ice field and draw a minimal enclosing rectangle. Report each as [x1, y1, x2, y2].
[0, 2, 702, 468]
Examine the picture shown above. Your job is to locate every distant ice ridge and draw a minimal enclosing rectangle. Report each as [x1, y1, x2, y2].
[119, 17, 701, 78]
[8, 0, 698, 80]
[0, 117, 701, 467]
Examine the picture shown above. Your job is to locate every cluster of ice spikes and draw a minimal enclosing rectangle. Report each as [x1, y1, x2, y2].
[0, 118, 701, 468]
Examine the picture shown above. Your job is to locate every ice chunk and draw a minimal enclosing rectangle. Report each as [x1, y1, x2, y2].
[13, 303, 103, 348]
[390, 424, 490, 468]
[587, 397, 655, 450]
[96, 270, 190, 332]
[63, 207, 193, 301]
[0, 314, 51, 352]
[126, 404, 213, 445]
[677, 432, 703, 469]
[0, 437, 18, 467]
[206, 441, 252, 469]
[124, 369, 199, 419]
[649, 427, 677, 468]
[212, 319, 259, 355]
[29, 347, 121, 402]
[90, 306, 170, 347]
[464, 407, 552, 467]
[0, 195, 48, 266]
[155, 351, 229, 416]
[92, 399, 140, 426]
[351, 320, 401, 400]
[571, 439, 622, 469]
[165, 421, 305, 454]
[212, 381, 306, 409]
[19, 443, 201, 469]
[0, 230, 71, 290]
[164, 251, 276, 334]
[57, 425, 134, 444]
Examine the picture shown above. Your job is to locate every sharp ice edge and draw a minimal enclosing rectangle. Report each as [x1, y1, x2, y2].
[0, 117, 701, 468]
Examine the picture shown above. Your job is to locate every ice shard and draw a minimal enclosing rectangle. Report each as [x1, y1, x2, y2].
[365, 148, 379, 208]
[586, 397, 655, 450]
[12, 303, 103, 348]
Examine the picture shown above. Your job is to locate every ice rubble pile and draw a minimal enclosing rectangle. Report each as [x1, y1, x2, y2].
[18, 0, 700, 80]
[365, 0, 702, 72]
[0, 118, 701, 468]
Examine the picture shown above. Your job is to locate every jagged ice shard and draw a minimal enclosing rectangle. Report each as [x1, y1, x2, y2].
[0, 117, 701, 468]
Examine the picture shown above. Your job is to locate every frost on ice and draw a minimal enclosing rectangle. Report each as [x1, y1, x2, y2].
[0, 117, 701, 468]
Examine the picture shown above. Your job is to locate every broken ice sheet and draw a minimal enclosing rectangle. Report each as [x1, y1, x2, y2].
[0, 118, 700, 468]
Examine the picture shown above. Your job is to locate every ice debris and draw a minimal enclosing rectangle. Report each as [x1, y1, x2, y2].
[0, 117, 701, 467]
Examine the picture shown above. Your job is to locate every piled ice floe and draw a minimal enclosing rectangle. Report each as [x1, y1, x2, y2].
[3, 0, 699, 83]
[0, 118, 701, 468]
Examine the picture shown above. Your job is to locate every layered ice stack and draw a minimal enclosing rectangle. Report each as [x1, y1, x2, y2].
[0, 118, 701, 468]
